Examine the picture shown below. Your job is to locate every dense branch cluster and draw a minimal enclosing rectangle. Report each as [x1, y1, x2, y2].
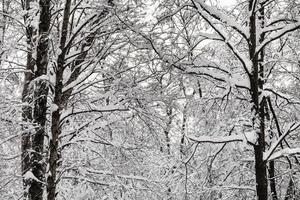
[0, 0, 299, 199]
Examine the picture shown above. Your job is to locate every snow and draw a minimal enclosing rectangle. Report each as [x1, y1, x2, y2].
[264, 122, 300, 161]
[188, 134, 244, 143]
[187, 130, 258, 145]
[51, 104, 59, 112]
[62, 64, 95, 93]
[227, 74, 250, 88]
[33, 75, 49, 83]
[86, 169, 158, 183]
[265, 148, 300, 161]
[194, 0, 249, 38]
[23, 171, 44, 183]
[185, 66, 250, 88]
[256, 20, 300, 53]
[63, 67, 72, 84]
[57, 48, 62, 56]
[190, 1, 253, 73]
[244, 130, 257, 145]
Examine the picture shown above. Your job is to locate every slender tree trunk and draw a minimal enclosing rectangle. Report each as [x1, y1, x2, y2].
[165, 106, 172, 156]
[30, 0, 51, 199]
[22, 0, 51, 199]
[269, 160, 278, 200]
[248, 1, 268, 200]
[179, 79, 189, 158]
[180, 102, 187, 157]
[284, 177, 295, 200]
[164, 105, 173, 199]
[47, 0, 71, 199]
[0, 0, 8, 62]
[47, 1, 115, 199]
[21, 0, 35, 193]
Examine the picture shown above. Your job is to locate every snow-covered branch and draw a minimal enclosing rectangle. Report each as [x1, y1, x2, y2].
[266, 148, 300, 161]
[193, 0, 249, 39]
[187, 131, 257, 144]
[191, 0, 251, 75]
[87, 169, 158, 183]
[60, 104, 128, 123]
[256, 19, 300, 54]
[264, 123, 300, 161]
[188, 135, 243, 143]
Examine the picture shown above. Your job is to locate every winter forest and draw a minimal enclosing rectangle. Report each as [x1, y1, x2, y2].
[0, 0, 300, 199]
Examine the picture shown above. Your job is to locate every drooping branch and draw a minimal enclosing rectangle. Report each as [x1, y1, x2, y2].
[193, 0, 249, 39]
[264, 123, 300, 161]
[187, 130, 256, 144]
[256, 20, 300, 54]
[191, 0, 252, 76]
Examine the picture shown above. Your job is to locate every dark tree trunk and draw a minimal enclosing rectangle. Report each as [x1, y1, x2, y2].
[248, 1, 268, 200]
[47, 0, 71, 199]
[47, 1, 115, 199]
[269, 161, 278, 200]
[164, 106, 173, 199]
[21, 1, 35, 198]
[180, 102, 187, 157]
[21, 0, 51, 199]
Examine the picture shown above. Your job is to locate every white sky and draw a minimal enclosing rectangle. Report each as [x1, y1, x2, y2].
[219, 0, 237, 7]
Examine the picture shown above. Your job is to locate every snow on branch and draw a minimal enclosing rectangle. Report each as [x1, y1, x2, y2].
[264, 122, 300, 161]
[263, 18, 298, 33]
[23, 171, 44, 184]
[185, 66, 250, 89]
[263, 126, 291, 161]
[191, 0, 251, 75]
[188, 135, 243, 143]
[62, 175, 110, 186]
[265, 148, 300, 161]
[86, 169, 158, 183]
[156, 3, 193, 22]
[256, 19, 300, 54]
[193, 0, 249, 39]
[60, 104, 128, 123]
[187, 131, 257, 144]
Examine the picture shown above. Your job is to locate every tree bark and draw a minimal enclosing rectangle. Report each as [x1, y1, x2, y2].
[269, 160, 278, 200]
[21, 1, 35, 199]
[21, 0, 51, 199]
[248, 1, 268, 200]
[47, 0, 71, 199]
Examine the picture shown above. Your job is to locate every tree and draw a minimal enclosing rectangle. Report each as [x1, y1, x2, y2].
[187, 0, 300, 199]
[21, 0, 51, 199]
[0, 0, 299, 199]
[126, 0, 300, 199]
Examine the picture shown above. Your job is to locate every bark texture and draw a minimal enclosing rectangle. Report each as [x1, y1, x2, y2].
[21, 0, 51, 199]
[248, 1, 268, 200]
[47, 0, 71, 199]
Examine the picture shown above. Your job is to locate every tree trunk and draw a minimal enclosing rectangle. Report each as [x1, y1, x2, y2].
[269, 160, 278, 200]
[21, 1, 35, 198]
[284, 177, 296, 200]
[47, 1, 115, 199]
[248, 1, 268, 200]
[164, 105, 173, 199]
[22, 0, 51, 199]
[0, 0, 9, 62]
[47, 0, 71, 199]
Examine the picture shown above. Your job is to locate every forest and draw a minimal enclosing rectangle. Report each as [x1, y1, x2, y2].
[0, 0, 299, 199]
